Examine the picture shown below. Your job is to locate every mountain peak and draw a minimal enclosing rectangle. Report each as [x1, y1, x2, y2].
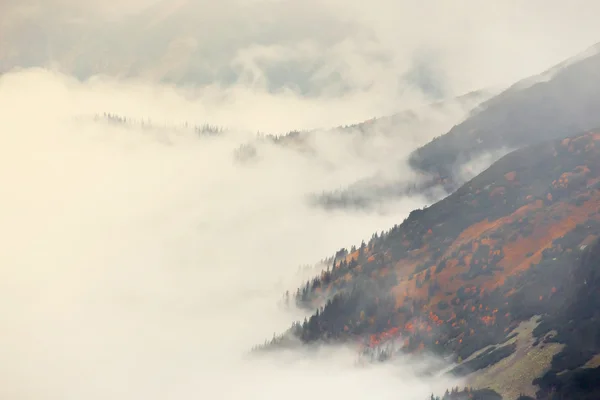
[506, 41, 600, 92]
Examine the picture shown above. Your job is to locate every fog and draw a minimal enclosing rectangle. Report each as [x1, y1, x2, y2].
[0, 68, 466, 399]
[4, 0, 600, 113]
[4, 1, 599, 398]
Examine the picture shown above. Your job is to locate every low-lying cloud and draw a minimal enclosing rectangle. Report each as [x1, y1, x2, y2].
[0, 69, 464, 399]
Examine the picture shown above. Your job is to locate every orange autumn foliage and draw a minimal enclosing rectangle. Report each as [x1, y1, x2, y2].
[304, 132, 600, 358]
[494, 195, 599, 288]
[504, 171, 517, 181]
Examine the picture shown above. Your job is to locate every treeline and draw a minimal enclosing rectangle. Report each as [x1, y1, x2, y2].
[292, 230, 401, 307]
[255, 283, 398, 352]
[93, 112, 224, 135]
[429, 387, 502, 400]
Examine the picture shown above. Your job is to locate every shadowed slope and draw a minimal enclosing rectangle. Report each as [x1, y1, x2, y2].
[409, 43, 600, 184]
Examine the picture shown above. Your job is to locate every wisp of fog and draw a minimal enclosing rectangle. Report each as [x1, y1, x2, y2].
[0, 69, 467, 399]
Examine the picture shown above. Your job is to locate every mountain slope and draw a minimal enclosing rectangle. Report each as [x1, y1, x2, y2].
[409, 43, 600, 185]
[263, 130, 600, 399]
[308, 44, 600, 212]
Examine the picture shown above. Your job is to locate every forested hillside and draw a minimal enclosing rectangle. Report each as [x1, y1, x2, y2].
[258, 131, 600, 399]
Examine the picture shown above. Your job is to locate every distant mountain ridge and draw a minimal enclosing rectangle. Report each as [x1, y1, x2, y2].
[312, 42, 600, 212]
[409, 42, 600, 179]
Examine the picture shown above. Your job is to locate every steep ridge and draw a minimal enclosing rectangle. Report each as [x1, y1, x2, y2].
[261, 130, 600, 399]
[312, 44, 600, 212]
[409, 43, 600, 186]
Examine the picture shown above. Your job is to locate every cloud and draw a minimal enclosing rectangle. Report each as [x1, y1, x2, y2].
[4, 0, 600, 107]
[0, 68, 464, 399]
[453, 147, 515, 183]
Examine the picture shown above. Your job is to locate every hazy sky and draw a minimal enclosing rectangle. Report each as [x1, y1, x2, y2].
[3, 0, 600, 116]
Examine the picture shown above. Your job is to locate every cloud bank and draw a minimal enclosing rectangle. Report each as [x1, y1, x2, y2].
[0, 68, 464, 399]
